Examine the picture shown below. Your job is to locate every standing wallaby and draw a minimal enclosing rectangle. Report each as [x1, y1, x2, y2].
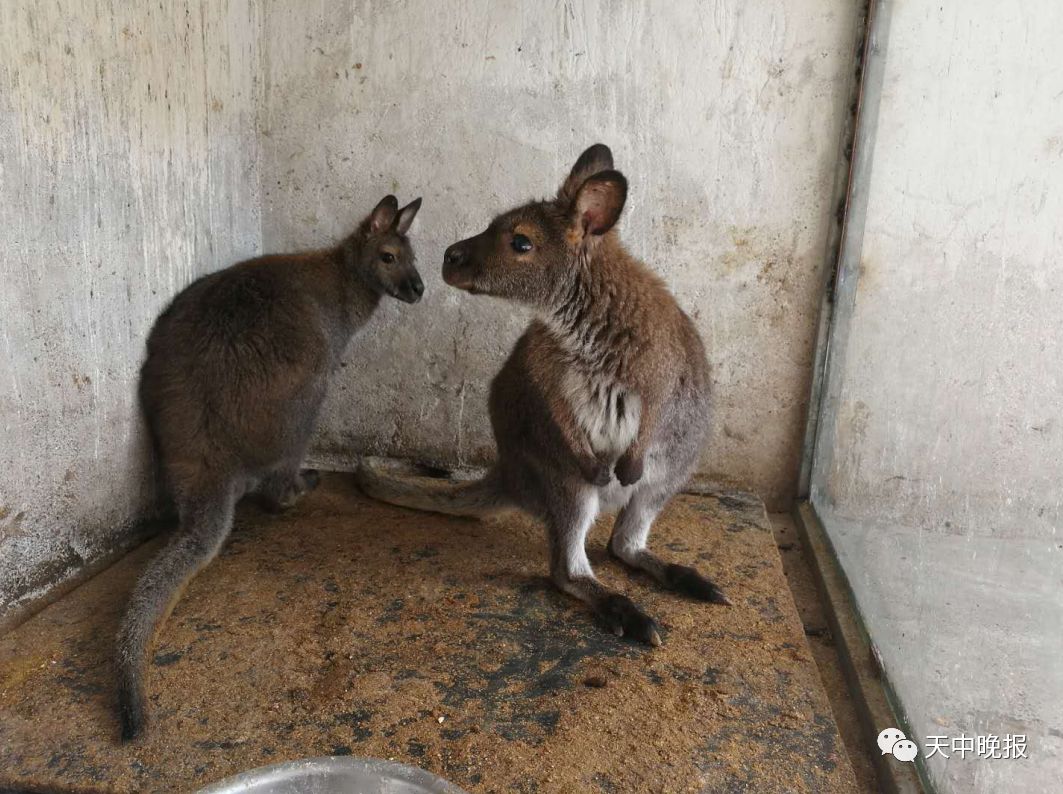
[356, 145, 728, 647]
[117, 195, 423, 740]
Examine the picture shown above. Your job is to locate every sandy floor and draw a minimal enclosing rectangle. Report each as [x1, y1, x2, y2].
[0, 474, 858, 793]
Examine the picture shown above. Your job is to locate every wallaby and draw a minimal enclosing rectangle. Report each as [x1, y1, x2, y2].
[356, 145, 728, 647]
[116, 195, 423, 741]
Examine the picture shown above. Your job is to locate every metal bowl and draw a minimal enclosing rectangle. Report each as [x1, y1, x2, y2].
[196, 756, 469, 794]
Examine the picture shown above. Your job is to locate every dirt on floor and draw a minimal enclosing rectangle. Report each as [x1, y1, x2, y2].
[0, 474, 858, 793]
[769, 513, 879, 793]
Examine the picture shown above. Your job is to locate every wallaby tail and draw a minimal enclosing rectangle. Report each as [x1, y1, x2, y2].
[115, 484, 236, 741]
[354, 461, 511, 517]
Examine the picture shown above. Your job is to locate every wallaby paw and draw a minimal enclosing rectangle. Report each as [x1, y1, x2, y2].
[262, 472, 317, 513]
[614, 453, 644, 486]
[580, 458, 613, 487]
[598, 593, 662, 646]
[299, 469, 321, 492]
[665, 563, 731, 605]
[263, 490, 299, 513]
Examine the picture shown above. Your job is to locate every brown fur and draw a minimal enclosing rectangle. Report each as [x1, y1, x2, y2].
[357, 145, 727, 647]
[117, 195, 422, 740]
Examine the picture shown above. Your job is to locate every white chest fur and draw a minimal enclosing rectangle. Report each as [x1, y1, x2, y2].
[561, 368, 642, 459]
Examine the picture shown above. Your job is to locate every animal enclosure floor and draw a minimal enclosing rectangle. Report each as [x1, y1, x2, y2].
[0, 475, 858, 793]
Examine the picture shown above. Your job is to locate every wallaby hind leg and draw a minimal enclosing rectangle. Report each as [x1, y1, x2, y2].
[546, 492, 662, 646]
[257, 464, 320, 513]
[608, 486, 730, 605]
[116, 482, 237, 741]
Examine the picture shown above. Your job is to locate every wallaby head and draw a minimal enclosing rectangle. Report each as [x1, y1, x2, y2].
[441, 144, 627, 308]
[345, 194, 425, 303]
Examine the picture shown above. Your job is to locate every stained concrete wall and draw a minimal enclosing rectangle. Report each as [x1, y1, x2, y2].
[811, 2, 1063, 791]
[2, 1, 860, 620]
[259, 0, 860, 509]
[0, 1, 262, 620]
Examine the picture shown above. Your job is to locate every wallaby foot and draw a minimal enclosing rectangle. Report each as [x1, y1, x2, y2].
[555, 572, 663, 647]
[598, 592, 662, 646]
[609, 490, 731, 606]
[609, 542, 730, 606]
[258, 468, 318, 512]
[660, 562, 731, 604]
[548, 495, 662, 647]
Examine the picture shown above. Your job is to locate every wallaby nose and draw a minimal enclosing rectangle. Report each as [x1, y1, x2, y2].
[442, 243, 473, 289]
[444, 245, 466, 267]
[397, 273, 424, 303]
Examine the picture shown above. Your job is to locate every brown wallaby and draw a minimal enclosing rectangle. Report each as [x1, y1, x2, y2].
[356, 145, 728, 647]
[116, 195, 423, 741]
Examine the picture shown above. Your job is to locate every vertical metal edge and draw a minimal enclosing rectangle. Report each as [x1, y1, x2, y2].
[798, 0, 891, 499]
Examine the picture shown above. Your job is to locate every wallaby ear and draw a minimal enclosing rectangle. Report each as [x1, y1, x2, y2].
[369, 195, 399, 234]
[558, 143, 614, 205]
[394, 197, 422, 235]
[573, 170, 627, 236]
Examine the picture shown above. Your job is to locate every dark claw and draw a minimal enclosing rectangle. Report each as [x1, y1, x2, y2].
[665, 563, 731, 604]
[599, 594, 662, 646]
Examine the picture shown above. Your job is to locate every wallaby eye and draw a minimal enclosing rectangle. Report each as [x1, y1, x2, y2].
[511, 234, 533, 253]
[380, 252, 396, 264]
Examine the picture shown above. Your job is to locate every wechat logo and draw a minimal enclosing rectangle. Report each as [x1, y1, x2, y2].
[878, 728, 919, 762]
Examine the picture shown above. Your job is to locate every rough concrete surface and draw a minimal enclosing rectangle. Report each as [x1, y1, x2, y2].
[0, 2, 262, 619]
[0, 476, 857, 793]
[810, 2, 1063, 792]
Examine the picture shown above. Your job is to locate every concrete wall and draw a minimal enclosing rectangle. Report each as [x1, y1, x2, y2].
[0, 1, 261, 620]
[1, 1, 859, 619]
[260, 0, 860, 508]
[811, 2, 1063, 791]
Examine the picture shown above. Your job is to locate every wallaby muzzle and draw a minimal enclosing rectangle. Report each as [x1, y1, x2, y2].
[386, 267, 425, 303]
[442, 233, 487, 292]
